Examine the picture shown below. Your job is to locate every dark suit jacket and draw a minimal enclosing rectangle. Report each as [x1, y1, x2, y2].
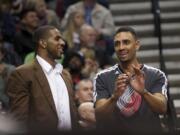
[7, 60, 79, 131]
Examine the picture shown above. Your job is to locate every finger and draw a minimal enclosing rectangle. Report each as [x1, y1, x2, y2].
[132, 65, 141, 76]
[116, 84, 127, 94]
[124, 72, 135, 82]
[117, 74, 129, 80]
[116, 77, 129, 86]
[125, 71, 131, 78]
[115, 77, 128, 86]
[116, 77, 129, 85]
[116, 86, 125, 91]
[118, 83, 128, 88]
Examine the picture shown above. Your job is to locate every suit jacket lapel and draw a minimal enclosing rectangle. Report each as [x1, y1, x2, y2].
[61, 73, 71, 94]
[33, 60, 57, 115]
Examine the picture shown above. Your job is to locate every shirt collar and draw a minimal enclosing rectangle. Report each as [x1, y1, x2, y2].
[54, 62, 63, 74]
[36, 55, 63, 74]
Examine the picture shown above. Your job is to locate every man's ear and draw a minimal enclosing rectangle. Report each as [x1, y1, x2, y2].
[39, 39, 47, 48]
[135, 40, 140, 51]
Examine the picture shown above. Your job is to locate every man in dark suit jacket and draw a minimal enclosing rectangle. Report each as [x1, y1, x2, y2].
[6, 25, 79, 133]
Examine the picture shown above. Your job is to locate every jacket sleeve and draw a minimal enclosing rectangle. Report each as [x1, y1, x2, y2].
[6, 69, 30, 125]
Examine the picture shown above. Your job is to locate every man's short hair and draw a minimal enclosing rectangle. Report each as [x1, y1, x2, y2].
[115, 26, 138, 40]
[33, 25, 56, 54]
[19, 7, 36, 20]
[33, 25, 56, 44]
[75, 79, 93, 91]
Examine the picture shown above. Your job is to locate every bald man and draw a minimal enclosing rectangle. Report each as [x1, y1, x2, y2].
[75, 79, 93, 106]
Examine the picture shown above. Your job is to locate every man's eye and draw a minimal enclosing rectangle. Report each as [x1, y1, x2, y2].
[123, 40, 130, 45]
[114, 41, 120, 47]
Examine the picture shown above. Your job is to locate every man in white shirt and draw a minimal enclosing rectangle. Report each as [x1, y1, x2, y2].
[7, 25, 79, 132]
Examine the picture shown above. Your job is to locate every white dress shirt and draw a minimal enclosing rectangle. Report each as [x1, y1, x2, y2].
[36, 55, 71, 130]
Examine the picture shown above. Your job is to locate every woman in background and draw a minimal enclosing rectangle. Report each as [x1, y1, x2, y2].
[63, 10, 84, 49]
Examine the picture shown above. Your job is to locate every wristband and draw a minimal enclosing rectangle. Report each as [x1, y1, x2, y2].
[141, 89, 148, 96]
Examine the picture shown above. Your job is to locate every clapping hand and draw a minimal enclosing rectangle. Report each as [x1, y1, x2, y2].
[127, 65, 145, 95]
[113, 73, 129, 100]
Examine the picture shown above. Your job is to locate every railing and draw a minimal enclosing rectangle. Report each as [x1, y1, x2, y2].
[151, 0, 177, 133]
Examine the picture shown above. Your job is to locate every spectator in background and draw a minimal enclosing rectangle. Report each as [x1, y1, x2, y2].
[0, 44, 15, 110]
[75, 79, 94, 106]
[61, 0, 115, 38]
[25, 0, 60, 29]
[75, 79, 96, 129]
[78, 24, 115, 69]
[81, 48, 101, 80]
[63, 51, 85, 87]
[55, 0, 109, 20]
[13, 7, 39, 63]
[78, 24, 97, 49]
[0, 0, 22, 66]
[63, 9, 85, 49]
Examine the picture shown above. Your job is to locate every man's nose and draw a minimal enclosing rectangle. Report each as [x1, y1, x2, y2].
[117, 43, 125, 50]
[89, 89, 93, 95]
[60, 39, 65, 46]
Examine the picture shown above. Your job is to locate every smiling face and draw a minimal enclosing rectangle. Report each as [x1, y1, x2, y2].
[22, 11, 39, 29]
[45, 28, 65, 60]
[114, 32, 140, 63]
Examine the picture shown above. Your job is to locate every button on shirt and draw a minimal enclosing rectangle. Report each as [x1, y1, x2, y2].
[36, 55, 71, 130]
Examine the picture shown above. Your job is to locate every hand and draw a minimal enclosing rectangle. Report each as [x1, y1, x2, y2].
[128, 65, 145, 95]
[79, 120, 95, 128]
[112, 74, 129, 100]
